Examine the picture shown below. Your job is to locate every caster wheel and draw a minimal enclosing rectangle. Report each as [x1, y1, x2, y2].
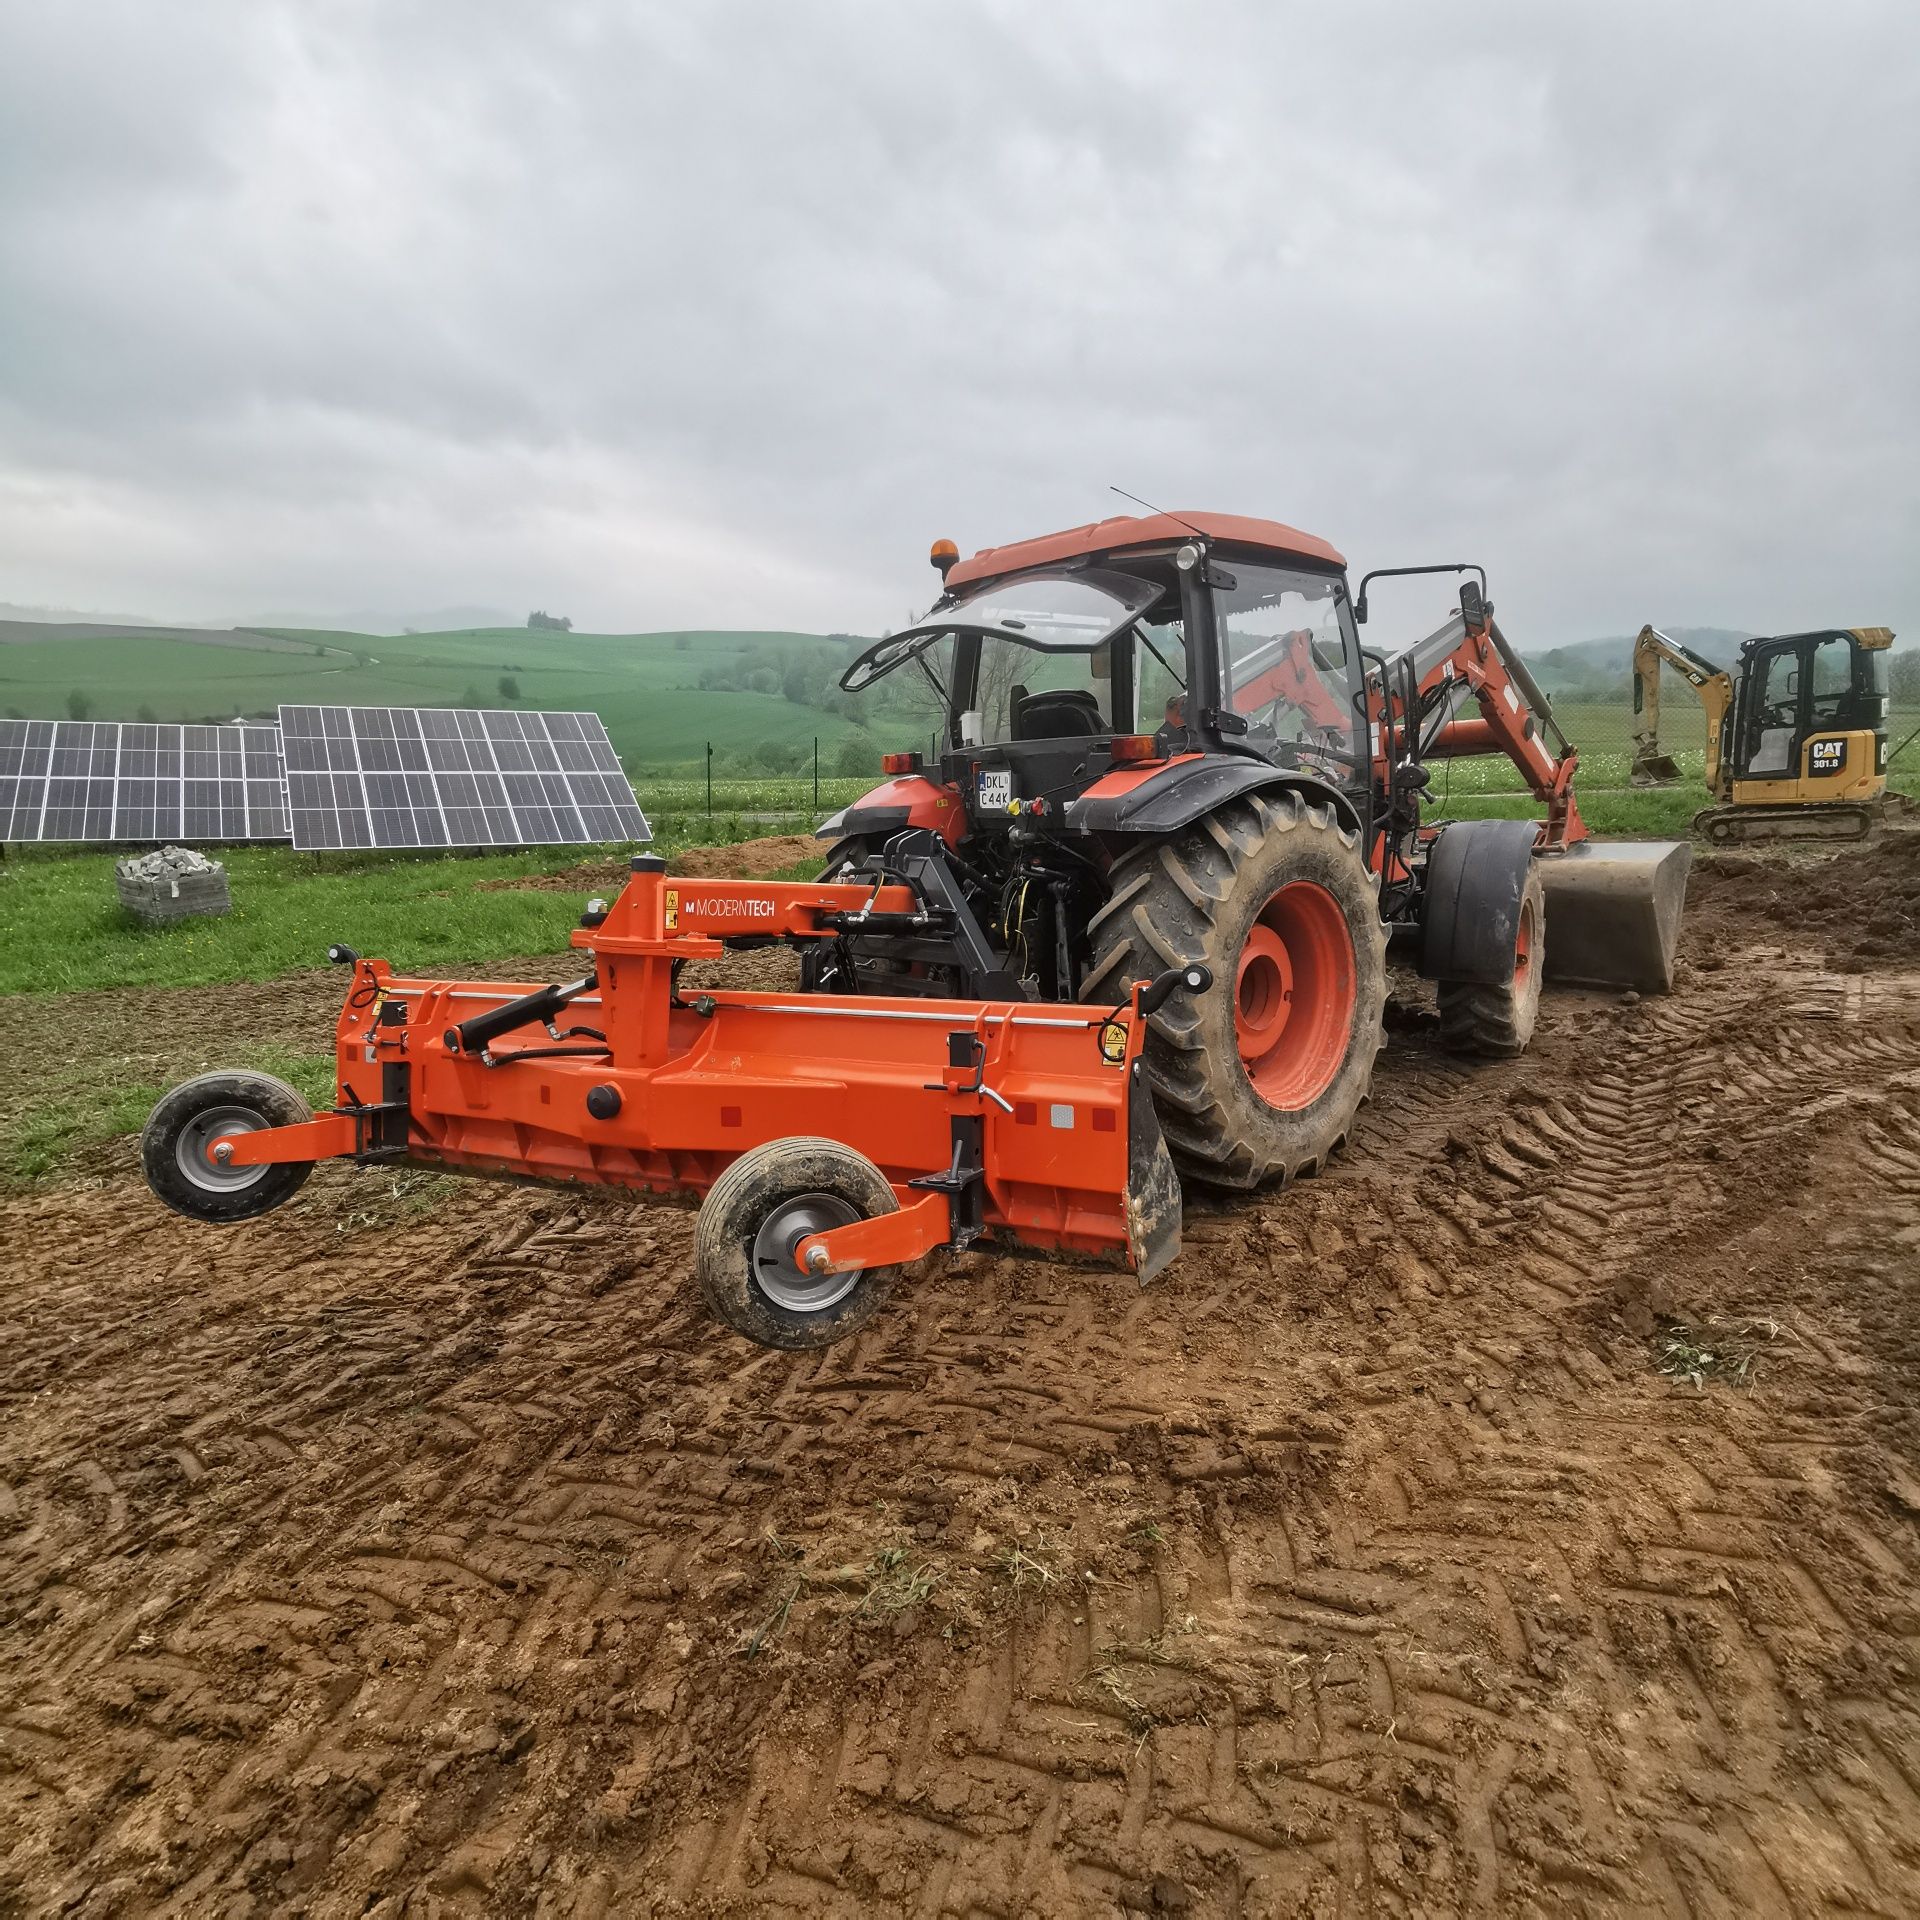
[695, 1137, 900, 1349]
[142, 1071, 315, 1223]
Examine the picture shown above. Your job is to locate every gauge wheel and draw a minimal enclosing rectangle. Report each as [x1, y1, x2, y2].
[695, 1136, 902, 1349]
[141, 1071, 315, 1223]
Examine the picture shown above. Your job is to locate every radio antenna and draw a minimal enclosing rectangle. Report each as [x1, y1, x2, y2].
[1109, 485, 1210, 544]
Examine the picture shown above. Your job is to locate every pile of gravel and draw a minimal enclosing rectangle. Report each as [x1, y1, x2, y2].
[115, 845, 231, 924]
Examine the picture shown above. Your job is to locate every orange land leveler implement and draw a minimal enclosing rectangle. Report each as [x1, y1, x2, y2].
[141, 857, 1198, 1349]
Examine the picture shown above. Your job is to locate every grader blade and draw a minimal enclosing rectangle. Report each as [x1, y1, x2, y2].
[1537, 839, 1692, 993]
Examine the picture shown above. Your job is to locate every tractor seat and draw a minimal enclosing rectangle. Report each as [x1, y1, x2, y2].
[1012, 687, 1104, 741]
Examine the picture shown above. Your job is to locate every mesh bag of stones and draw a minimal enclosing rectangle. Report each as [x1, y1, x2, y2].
[115, 846, 232, 924]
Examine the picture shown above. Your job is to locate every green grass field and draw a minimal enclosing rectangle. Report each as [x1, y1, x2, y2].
[0, 623, 877, 770]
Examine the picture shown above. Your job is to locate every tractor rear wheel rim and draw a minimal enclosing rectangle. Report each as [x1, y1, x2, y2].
[1513, 898, 1535, 989]
[752, 1192, 863, 1314]
[176, 1105, 270, 1194]
[1235, 881, 1356, 1110]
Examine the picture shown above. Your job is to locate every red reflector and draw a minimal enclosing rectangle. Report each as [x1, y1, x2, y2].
[720, 1105, 742, 1127]
[1109, 734, 1161, 764]
[1093, 1108, 1117, 1133]
[881, 751, 923, 775]
[1014, 1101, 1037, 1125]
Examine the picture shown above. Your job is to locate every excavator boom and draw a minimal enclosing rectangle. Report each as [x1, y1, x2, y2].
[1631, 624, 1734, 794]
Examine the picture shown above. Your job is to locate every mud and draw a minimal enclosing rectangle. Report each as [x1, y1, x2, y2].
[3, 840, 1920, 1914]
[1688, 824, 1920, 969]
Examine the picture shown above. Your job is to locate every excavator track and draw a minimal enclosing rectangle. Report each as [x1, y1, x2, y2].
[1693, 800, 1876, 845]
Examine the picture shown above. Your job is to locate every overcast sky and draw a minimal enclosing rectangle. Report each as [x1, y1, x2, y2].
[1, 1, 1915, 645]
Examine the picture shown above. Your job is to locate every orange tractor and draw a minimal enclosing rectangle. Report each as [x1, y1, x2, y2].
[144, 511, 1687, 1346]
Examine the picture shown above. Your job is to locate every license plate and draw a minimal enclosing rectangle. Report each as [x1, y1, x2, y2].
[977, 768, 1012, 812]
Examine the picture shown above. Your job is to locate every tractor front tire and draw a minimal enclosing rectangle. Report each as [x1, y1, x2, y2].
[1082, 793, 1387, 1192]
[142, 1071, 315, 1223]
[1438, 863, 1545, 1056]
[696, 1137, 902, 1350]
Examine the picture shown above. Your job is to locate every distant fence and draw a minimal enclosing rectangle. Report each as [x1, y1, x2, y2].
[626, 699, 1918, 825]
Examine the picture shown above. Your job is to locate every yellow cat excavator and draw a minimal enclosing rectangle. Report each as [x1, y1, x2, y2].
[1630, 623, 1896, 842]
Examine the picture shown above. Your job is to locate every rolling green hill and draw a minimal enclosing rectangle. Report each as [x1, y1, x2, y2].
[0, 623, 882, 771]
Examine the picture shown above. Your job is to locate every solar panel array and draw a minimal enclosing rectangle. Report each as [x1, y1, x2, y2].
[0, 721, 287, 843]
[0, 708, 647, 848]
[279, 706, 650, 851]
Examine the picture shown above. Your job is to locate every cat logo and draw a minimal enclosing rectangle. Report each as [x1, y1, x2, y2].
[1809, 737, 1847, 775]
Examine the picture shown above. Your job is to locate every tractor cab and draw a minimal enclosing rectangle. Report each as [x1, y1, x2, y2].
[836, 528, 1371, 841]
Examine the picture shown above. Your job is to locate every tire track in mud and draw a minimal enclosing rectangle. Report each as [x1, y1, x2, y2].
[2, 961, 1919, 1914]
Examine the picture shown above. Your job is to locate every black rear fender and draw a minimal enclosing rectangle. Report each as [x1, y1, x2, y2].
[1065, 759, 1363, 839]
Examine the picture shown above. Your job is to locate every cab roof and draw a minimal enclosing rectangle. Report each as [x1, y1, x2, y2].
[944, 511, 1345, 588]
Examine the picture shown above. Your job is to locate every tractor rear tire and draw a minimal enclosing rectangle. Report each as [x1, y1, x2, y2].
[142, 1070, 315, 1223]
[1082, 793, 1387, 1192]
[696, 1136, 901, 1350]
[1438, 864, 1545, 1056]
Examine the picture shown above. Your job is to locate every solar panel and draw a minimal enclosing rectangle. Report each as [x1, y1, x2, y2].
[0, 709, 639, 848]
[0, 719, 54, 841]
[241, 725, 288, 839]
[42, 720, 118, 840]
[0, 719, 292, 844]
[279, 706, 649, 851]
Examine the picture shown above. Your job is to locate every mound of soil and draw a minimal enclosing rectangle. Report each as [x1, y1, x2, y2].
[1686, 825, 1920, 969]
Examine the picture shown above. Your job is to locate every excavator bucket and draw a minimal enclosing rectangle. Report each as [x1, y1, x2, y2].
[1628, 749, 1684, 787]
[1538, 839, 1692, 993]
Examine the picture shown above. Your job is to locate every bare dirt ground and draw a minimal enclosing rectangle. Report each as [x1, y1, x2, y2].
[3, 840, 1919, 1915]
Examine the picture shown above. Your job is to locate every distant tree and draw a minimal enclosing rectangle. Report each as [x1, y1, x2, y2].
[462, 683, 486, 708]
[781, 662, 810, 704]
[835, 737, 875, 777]
[136, 704, 159, 723]
[3, 707, 24, 721]
[527, 610, 573, 632]
[498, 674, 521, 700]
[65, 690, 93, 721]
[1890, 648, 1920, 705]
[673, 634, 691, 651]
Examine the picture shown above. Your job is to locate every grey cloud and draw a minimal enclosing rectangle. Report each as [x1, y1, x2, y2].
[0, 0, 1913, 642]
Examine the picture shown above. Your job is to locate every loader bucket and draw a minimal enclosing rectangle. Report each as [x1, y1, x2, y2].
[1538, 839, 1691, 993]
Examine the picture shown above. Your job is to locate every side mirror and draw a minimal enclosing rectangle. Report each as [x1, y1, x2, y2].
[1459, 580, 1488, 634]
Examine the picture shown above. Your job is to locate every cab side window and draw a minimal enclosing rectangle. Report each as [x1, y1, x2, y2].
[1809, 636, 1852, 720]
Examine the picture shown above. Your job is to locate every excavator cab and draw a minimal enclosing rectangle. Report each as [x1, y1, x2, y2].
[1726, 628, 1890, 804]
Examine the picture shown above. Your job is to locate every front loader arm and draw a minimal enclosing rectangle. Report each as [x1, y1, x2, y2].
[1631, 625, 1734, 795]
[1382, 610, 1587, 847]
